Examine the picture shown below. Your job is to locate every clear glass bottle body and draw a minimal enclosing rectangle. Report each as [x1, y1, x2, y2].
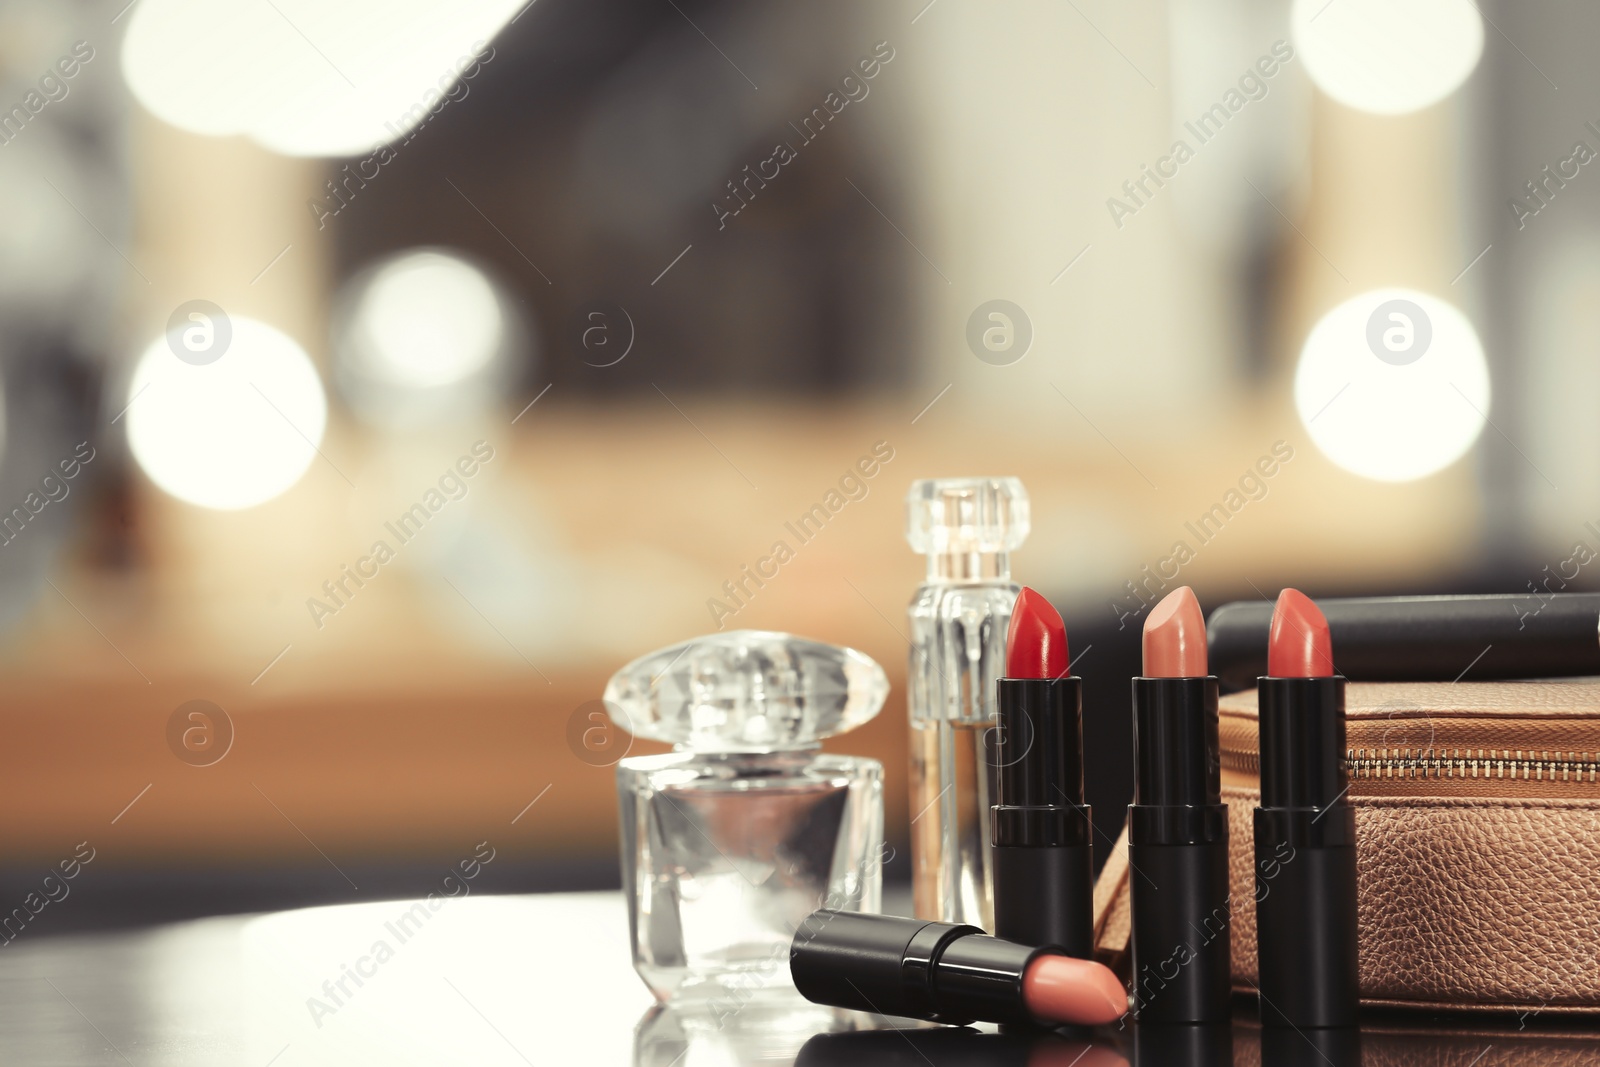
[907, 555, 1019, 929]
[618, 747, 884, 1004]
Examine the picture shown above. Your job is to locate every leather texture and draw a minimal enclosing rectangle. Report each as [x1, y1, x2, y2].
[1091, 830, 1132, 975]
[1095, 679, 1600, 1013]
[1096, 792, 1600, 1012]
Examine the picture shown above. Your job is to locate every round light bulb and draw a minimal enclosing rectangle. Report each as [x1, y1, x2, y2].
[1292, 0, 1483, 115]
[126, 316, 328, 510]
[1295, 288, 1489, 482]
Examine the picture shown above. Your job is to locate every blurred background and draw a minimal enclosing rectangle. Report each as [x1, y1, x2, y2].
[0, 0, 1593, 931]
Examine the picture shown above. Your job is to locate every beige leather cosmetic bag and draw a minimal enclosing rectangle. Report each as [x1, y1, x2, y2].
[1093, 680, 1600, 1015]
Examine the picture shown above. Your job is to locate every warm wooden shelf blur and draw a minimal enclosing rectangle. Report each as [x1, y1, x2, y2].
[28, 12, 1492, 888]
[0, 397, 1481, 875]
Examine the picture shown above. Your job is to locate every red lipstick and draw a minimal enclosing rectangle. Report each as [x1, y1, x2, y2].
[1007, 587, 1068, 678]
[1255, 588, 1359, 1029]
[1126, 586, 1232, 1023]
[790, 911, 1126, 1028]
[991, 588, 1095, 965]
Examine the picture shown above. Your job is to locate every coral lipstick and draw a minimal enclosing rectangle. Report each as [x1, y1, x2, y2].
[1127, 586, 1232, 1023]
[1266, 587, 1336, 677]
[991, 588, 1095, 963]
[1255, 588, 1360, 1029]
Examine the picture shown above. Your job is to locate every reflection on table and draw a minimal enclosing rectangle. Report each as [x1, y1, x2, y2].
[0, 892, 1593, 1066]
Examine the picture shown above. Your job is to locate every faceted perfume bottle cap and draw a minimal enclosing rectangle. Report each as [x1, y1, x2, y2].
[603, 631, 889, 751]
[905, 477, 1030, 555]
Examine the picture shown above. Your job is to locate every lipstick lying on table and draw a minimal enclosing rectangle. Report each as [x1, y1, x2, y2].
[1127, 586, 1232, 1023]
[1254, 588, 1360, 1028]
[991, 588, 1094, 958]
[789, 910, 1127, 1028]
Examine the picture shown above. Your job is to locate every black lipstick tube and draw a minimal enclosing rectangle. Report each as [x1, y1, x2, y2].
[991, 675, 1094, 959]
[1254, 674, 1359, 1028]
[789, 910, 1062, 1027]
[1127, 676, 1232, 1023]
[1132, 1022, 1235, 1067]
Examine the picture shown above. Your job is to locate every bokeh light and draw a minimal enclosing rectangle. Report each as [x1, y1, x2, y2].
[1292, 0, 1484, 116]
[332, 248, 520, 426]
[1296, 288, 1489, 482]
[120, 0, 522, 157]
[126, 316, 328, 509]
[343, 250, 504, 388]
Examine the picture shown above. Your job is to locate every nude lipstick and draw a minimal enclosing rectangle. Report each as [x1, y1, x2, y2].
[1127, 586, 1232, 1023]
[991, 588, 1094, 959]
[789, 910, 1127, 1028]
[1254, 588, 1359, 1029]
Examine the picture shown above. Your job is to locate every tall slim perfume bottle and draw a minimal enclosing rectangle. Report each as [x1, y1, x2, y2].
[905, 477, 1029, 928]
[606, 630, 887, 1004]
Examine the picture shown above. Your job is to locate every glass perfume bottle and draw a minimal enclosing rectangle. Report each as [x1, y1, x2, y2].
[905, 477, 1029, 929]
[606, 630, 887, 1004]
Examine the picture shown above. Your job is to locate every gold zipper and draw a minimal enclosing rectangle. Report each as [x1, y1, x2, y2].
[1346, 748, 1600, 782]
[1222, 746, 1600, 782]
